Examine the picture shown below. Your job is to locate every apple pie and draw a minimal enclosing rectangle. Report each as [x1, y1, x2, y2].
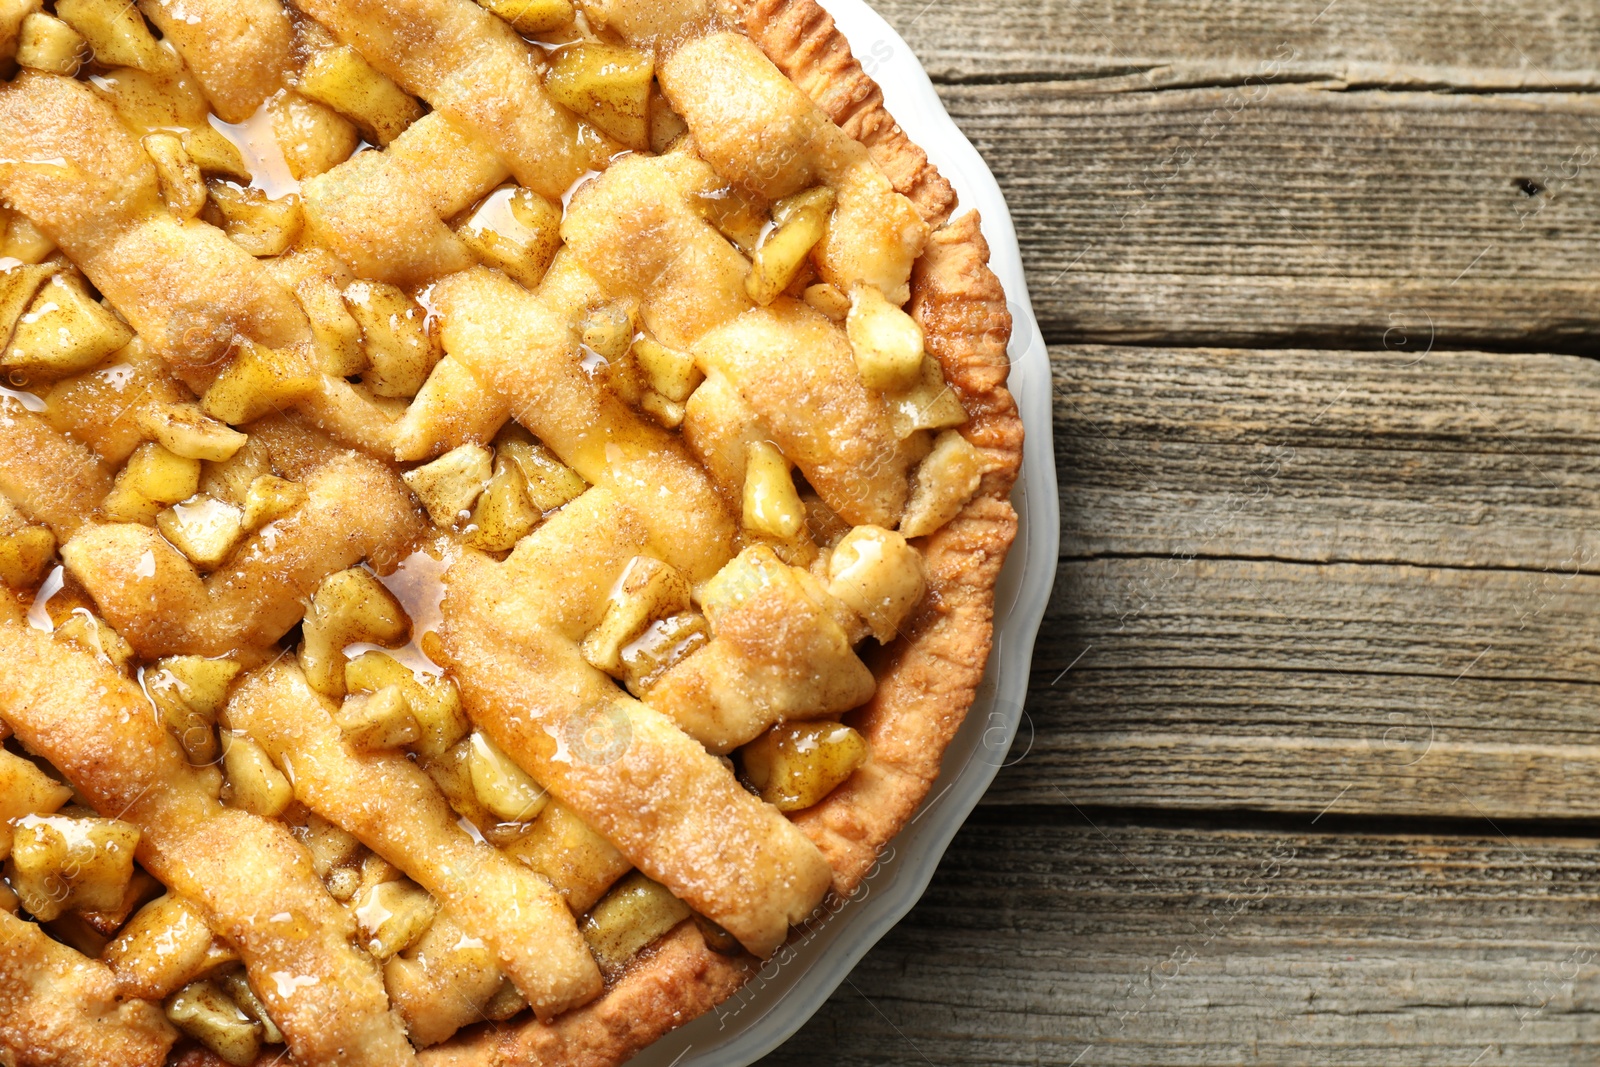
[0, 0, 1023, 1062]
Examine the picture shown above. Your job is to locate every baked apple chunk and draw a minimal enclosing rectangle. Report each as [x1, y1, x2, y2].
[0, 0, 1021, 1064]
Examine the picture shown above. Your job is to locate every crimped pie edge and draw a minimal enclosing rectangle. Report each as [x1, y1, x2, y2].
[414, 3, 1024, 1064]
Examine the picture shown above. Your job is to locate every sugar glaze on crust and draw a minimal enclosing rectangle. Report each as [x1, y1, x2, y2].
[420, 3, 1023, 1063]
[0, 0, 1023, 1062]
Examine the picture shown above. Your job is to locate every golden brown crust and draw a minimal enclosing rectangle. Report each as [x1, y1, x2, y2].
[0, 910, 177, 1067]
[426, 7, 1024, 1061]
[137, 0, 293, 124]
[0, 395, 113, 539]
[792, 495, 1019, 892]
[7, 6, 1018, 1064]
[789, 209, 1023, 890]
[739, 0, 958, 228]
[914, 211, 1025, 502]
[418, 924, 751, 1067]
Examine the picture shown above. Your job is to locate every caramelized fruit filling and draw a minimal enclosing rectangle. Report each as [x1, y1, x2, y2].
[0, 0, 1000, 1063]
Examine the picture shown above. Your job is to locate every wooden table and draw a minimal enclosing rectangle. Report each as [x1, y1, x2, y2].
[765, 2, 1600, 1063]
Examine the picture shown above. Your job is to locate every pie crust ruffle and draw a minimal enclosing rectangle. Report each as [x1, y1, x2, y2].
[420, 3, 1024, 1063]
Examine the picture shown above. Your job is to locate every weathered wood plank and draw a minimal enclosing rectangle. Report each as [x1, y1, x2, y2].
[1053, 345, 1600, 570]
[995, 685, 1600, 817]
[938, 85, 1600, 347]
[1042, 559, 1598, 683]
[991, 558, 1600, 817]
[1005, 729, 1600, 819]
[869, 0, 1600, 90]
[775, 7, 1600, 1064]
[1019, 668, 1600, 749]
[768, 816, 1600, 1065]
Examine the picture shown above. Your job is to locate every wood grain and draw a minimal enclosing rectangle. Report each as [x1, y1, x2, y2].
[992, 703, 1600, 818]
[1053, 345, 1600, 571]
[1042, 558, 1599, 682]
[1021, 341, 1600, 818]
[768, 815, 1600, 1066]
[990, 557, 1600, 817]
[938, 85, 1600, 347]
[868, 0, 1600, 90]
[766, 4, 1600, 1063]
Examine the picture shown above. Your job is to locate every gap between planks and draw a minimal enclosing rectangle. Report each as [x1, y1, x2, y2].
[867, 0, 1600, 92]
[1050, 344, 1600, 573]
[766, 813, 1600, 1066]
[1006, 557, 1600, 818]
[766, 5, 1600, 1064]
[934, 85, 1600, 349]
[1023, 341, 1600, 821]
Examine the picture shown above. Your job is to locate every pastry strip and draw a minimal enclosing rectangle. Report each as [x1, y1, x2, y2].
[387, 112, 514, 220]
[577, 0, 719, 47]
[0, 909, 177, 1067]
[62, 451, 425, 657]
[0, 624, 417, 1066]
[291, 0, 592, 199]
[0, 76, 310, 371]
[659, 33, 927, 303]
[393, 207, 636, 460]
[302, 112, 507, 286]
[301, 376, 410, 458]
[0, 396, 112, 537]
[738, 0, 957, 226]
[440, 492, 832, 957]
[304, 148, 474, 286]
[397, 252, 579, 461]
[642, 549, 875, 754]
[227, 660, 604, 1019]
[137, 0, 295, 123]
[394, 354, 509, 462]
[561, 150, 753, 352]
[433, 267, 736, 584]
[689, 300, 915, 528]
[93, 213, 316, 368]
[400, 251, 630, 463]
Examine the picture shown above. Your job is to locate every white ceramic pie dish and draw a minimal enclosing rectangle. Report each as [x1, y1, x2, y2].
[626, 2, 1058, 1062]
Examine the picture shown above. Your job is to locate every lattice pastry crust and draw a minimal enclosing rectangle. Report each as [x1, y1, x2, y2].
[0, 0, 1022, 1063]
